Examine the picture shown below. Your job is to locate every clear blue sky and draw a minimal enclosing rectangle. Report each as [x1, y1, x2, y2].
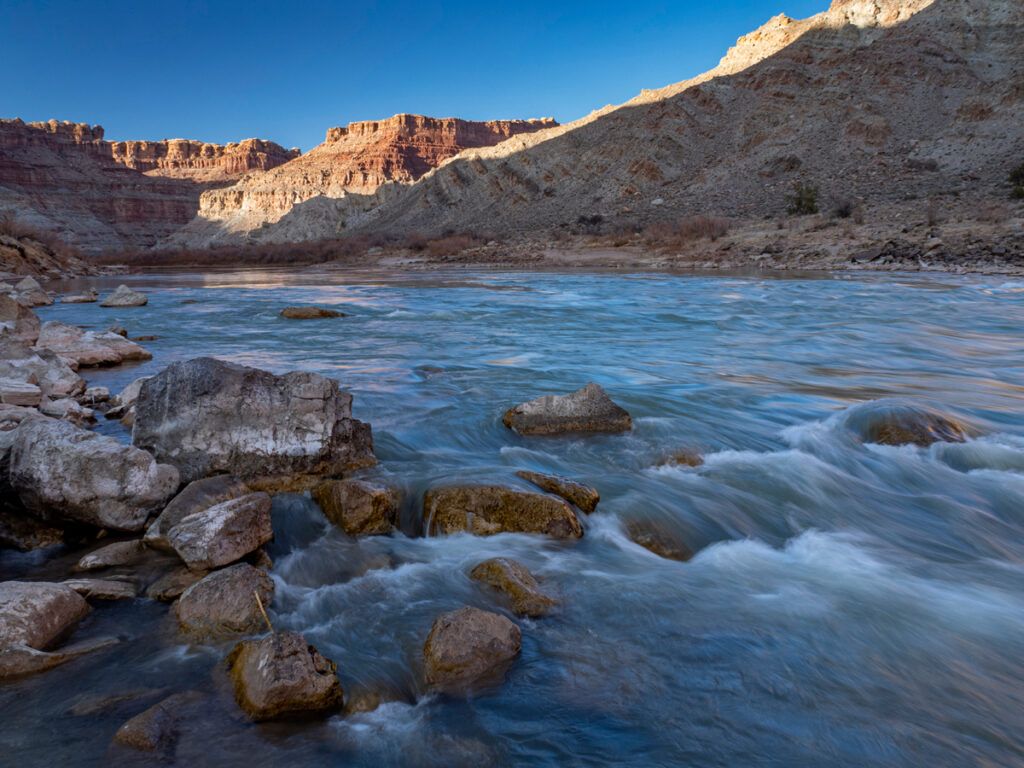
[1, 0, 826, 151]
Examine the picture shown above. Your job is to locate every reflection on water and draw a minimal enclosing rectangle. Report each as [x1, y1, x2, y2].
[3, 268, 1024, 767]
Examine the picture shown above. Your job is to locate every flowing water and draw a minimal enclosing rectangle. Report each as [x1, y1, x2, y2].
[2, 268, 1024, 767]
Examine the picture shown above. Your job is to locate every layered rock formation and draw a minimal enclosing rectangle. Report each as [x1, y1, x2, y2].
[254, 0, 1023, 242]
[174, 115, 557, 244]
[0, 118, 296, 252]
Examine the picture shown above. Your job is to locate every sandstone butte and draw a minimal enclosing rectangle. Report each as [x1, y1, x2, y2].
[238, 0, 1022, 246]
[0, 118, 299, 252]
[170, 114, 559, 245]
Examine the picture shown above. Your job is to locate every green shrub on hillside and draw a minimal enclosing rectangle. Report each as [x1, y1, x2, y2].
[1012, 186, 1024, 200]
[786, 183, 819, 215]
[1011, 163, 1024, 186]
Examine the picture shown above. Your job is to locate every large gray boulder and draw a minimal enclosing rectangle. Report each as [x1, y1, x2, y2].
[132, 358, 375, 488]
[175, 564, 274, 638]
[502, 382, 632, 435]
[144, 475, 251, 551]
[227, 631, 343, 721]
[0, 340, 85, 400]
[0, 581, 90, 651]
[166, 492, 273, 570]
[13, 277, 53, 309]
[423, 485, 583, 539]
[9, 419, 180, 531]
[0, 294, 40, 344]
[34, 321, 152, 367]
[423, 606, 521, 694]
[99, 284, 147, 307]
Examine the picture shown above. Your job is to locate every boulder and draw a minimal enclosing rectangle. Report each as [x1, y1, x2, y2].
[81, 386, 110, 404]
[14, 277, 53, 308]
[227, 631, 343, 721]
[132, 358, 375, 487]
[515, 470, 600, 513]
[39, 397, 94, 425]
[502, 382, 632, 436]
[175, 564, 274, 637]
[0, 293, 40, 344]
[34, 321, 151, 367]
[75, 540, 149, 571]
[0, 339, 85, 399]
[280, 306, 345, 319]
[311, 479, 398, 536]
[145, 475, 250, 551]
[0, 377, 40, 407]
[61, 289, 98, 304]
[423, 606, 521, 693]
[62, 578, 139, 600]
[143, 565, 208, 601]
[166, 492, 273, 570]
[107, 324, 128, 337]
[842, 399, 971, 447]
[625, 519, 695, 562]
[0, 581, 90, 650]
[99, 284, 147, 307]
[111, 692, 202, 751]
[470, 558, 555, 617]
[9, 418, 180, 531]
[423, 485, 583, 538]
[0, 635, 117, 677]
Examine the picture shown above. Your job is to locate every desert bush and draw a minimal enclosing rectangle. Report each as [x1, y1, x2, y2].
[1011, 163, 1024, 187]
[0, 214, 81, 259]
[424, 234, 484, 258]
[786, 183, 819, 215]
[642, 215, 729, 247]
[925, 198, 942, 227]
[1012, 186, 1024, 200]
[978, 201, 1010, 223]
[832, 198, 854, 219]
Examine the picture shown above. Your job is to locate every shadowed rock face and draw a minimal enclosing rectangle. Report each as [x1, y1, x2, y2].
[311, 479, 399, 536]
[423, 485, 583, 539]
[503, 383, 632, 436]
[228, 631, 343, 721]
[132, 357, 375, 488]
[423, 606, 521, 694]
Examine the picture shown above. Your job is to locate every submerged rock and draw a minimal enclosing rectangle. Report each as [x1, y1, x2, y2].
[133, 358, 375, 488]
[515, 470, 600, 513]
[502, 382, 632, 435]
[311, 478, 398, 536]
[9, 418, 180, 532]
[175, 563, 274, 638]
[228, 631, 343, 721]
[423, 485, 583, 538]
[0, 293, 40, 344]
[655, 448, 705, 468]
[166, 492, 273, 570]
[470, 558, 555, 617]
[423, 606, 521, 694]
[145, 474, 251, 551]
[100, 284, 147, 307]
[280, 306, 346, 319]
[625, 519, 695, 562]
[34, 321, 152, 367]
[111, 692, 202, 751]
[0, 507, 65, 551]
[843, 399, 971, 447]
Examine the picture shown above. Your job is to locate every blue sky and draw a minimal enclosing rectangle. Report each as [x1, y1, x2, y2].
[1, 0, 826, 151]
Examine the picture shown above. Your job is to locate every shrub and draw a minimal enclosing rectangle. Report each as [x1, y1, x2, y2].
[786, 183, 819, 215]
[1012, 186, 1024, 200]
[1011, 163, 1024, 187]
[642, 215, 729, 247]
[424, 234, 482, 258]
[832, 197, 855, 219]
[925, 198, 942, 227]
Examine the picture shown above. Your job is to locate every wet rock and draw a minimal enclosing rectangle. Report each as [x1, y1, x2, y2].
[625, 519, 695, 562]
[69, 687, 169, 717]
[166, 492, 273, 570]
[39, 397, 93, 425]
[34, 321, 152, 367]
[280, 306, 346, 319]
[76, 539, 149, 571]
[228, 631, 344, 721]
[106, 324, 128, 337]
[423, 485, 583, 538]
[470, 558, 555, 617]
[111, 692, 202, 750]
[655, 448, 704, 468]
[423, 606, 521, 693]
[0, 635, 117, 677]
[62, 578, 139, 600]
[0, 581, 90, 650]
[342, 684, 410, 715]
[61, 289, 98, 304]
[515, 470, 600, 513]
[0, 339, 85, 399]
[100, 284, 147, 307]
[133, 357, 375, 487]
[144, 565, 208, 601]
[9, 418, 180, 531]
[844, 399, 971, 447]
[14, 277, 53, 308]
[0, 293, 40, 344]
[175, 563, 274, 638]
[311, 478, 398, 536]
[0, 507, 65, 551]
[133, 334, 159, 341]
[502, 382, 632, 435]
[144, 474, 251, 552]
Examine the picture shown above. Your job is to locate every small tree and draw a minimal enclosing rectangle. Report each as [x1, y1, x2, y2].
[1011, 163, 1024, 199]
[786, 182, 819, 215]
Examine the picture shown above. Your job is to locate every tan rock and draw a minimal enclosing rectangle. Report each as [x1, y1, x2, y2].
[844, 399, 971, 447]
[423, 485, 583, 538]
[470, 558, 555, 617]
[625, 519, 695, 562]
[175, 564, 274, 638]
[311, 478, 398, 536]
[280, 306, 345, 319]
[423, 606, 521, 693]
[515, 470, 600, 513]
